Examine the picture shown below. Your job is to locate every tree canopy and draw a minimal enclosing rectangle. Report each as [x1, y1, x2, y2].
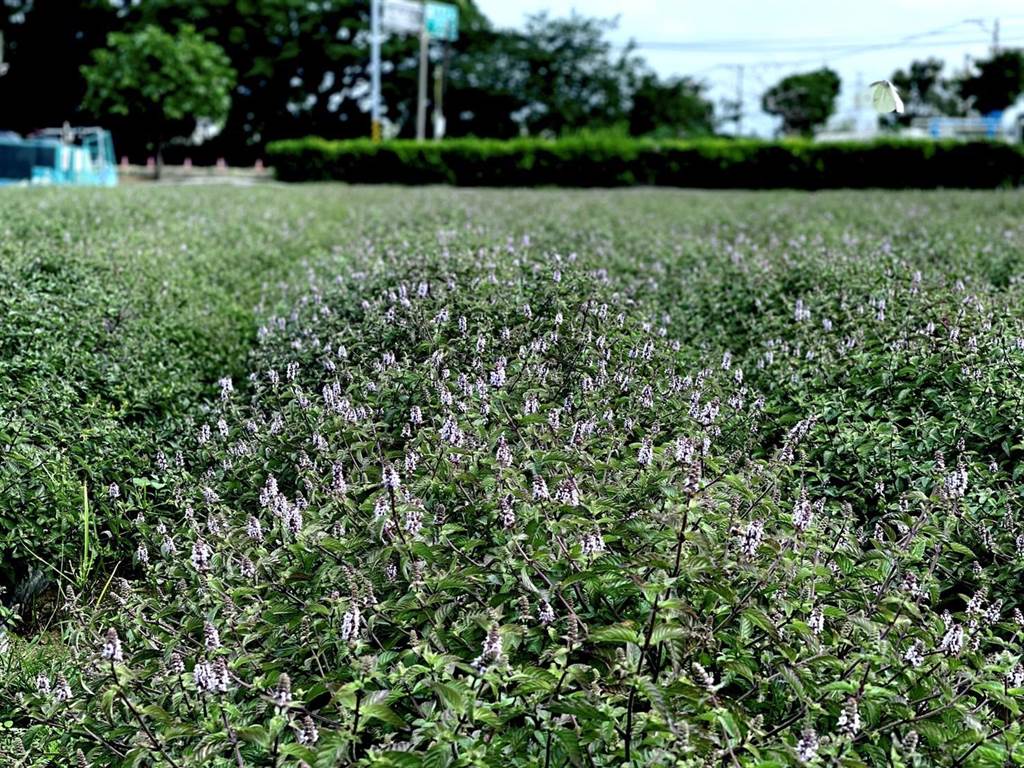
[445, 13, 684, 139]
[959, 50, 1024, 114]
[6, 1, 1024, 159]
[762, 67, 841, 136]
[0, 0, 113, 133]
[889, 58, 962, 125]
[629, 73, 715, 138]
[81, 24, 235, 174]
[4, 0, 711, 159]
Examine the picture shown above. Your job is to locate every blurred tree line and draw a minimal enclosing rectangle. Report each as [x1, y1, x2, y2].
[0, 0, 715, 163]
[891, 52, 1024, 124]
[760, 54, 1024, 136]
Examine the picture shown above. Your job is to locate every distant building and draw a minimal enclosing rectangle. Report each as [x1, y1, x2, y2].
[913, 113, 1003, 140]
[816, 91, 1024, 144]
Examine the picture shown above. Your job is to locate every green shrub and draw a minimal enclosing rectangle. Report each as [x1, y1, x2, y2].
[266, 136, 1024, 188]
[12, 188, 1024, 765]
[8, 188, 1024, 766]
[0, 187, 364, 600]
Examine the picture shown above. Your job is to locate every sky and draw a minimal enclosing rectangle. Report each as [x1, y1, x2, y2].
[473, 0, 1024, 135]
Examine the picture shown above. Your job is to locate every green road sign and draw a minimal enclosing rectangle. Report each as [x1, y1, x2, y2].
[425, 2, 458, 41]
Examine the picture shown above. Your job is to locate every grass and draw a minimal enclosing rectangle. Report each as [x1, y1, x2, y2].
[4, 185, 1024, 766]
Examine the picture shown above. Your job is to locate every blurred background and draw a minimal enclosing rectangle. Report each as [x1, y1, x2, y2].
[1, 0, 1024, 172]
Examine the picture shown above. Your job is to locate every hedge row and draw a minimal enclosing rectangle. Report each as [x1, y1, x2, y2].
[266, 136, 1024, 188]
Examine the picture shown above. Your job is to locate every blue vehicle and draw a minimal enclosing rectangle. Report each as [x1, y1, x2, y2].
[0, 126, 117, 186]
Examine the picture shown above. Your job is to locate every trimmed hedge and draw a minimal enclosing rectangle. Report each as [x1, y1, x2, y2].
[266, 135, 1024, 188]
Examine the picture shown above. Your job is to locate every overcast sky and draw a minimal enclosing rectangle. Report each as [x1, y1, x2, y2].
[474, 0, 1024, 135]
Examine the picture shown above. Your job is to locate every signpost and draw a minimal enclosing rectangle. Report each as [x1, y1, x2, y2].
[415, 17, 429, 141]
[370, 0, 382, 141]
[374, 0, 459, 141]
[381, 1, 458, 40]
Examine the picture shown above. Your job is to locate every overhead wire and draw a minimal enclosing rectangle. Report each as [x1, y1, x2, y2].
[617, 18, 1012, 62]
[616, 17, 1017, 132]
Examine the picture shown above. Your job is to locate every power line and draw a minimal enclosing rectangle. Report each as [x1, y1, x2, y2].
[629, 35, 1019, 55]
[612, 16, 1019, 135]
[618, 17, 1024, 58]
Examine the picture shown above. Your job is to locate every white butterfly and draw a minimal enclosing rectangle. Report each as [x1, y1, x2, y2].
[869, 79, 904, 114]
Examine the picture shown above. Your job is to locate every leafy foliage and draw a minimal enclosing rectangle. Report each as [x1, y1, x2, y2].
[267, 135, 1024, 188]
[120, 0, 408, 155]
[486, 13, 640, 136]
[888, 58, 963, 127]
[440, 13, 700, 140]
[2, 1, 706, 160]
[81, 24, 235, 172]
[7, 188, 1024, 766]
[0, 0, 114, 133]
[0, 187, 374, 601]
[959, 49, 1024, 114]
[628, 73, 715, 138]
[762, 67, 841, 136]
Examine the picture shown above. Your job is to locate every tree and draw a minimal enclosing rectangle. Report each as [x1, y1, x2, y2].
[81, 25, 235, 177]
[628, 73, 714, 137]
[446, 13, 643, 137]
[123, 0, 487, 156]
[443, 28, 536, 138]
[515, 13, 641, 136]
[126, 0, 393, 158]
[0, 0, 117, 133]
[762, 67, 841, 136]
[4, 0, 692, 157]
[888, 58, 962, 126]
[959, 50, 1024, 114]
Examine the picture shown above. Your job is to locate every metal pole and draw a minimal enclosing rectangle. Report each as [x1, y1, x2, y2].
[432, 46, 445, 140]
[370, 0, 382, 141]
[735, 64, 744, 136]
[416, 5, 429, 141]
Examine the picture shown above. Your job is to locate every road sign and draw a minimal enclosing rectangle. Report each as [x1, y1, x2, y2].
[381, 0, 422, 35]
[382, 0, 458, 41]
[425, 2, 459, 41]
[374, 0, 460, 142]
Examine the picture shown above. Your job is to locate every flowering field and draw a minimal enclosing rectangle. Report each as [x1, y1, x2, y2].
[5, 186, 1024, 766]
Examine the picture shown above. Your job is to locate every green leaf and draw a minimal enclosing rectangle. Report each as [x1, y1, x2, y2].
[589, 624, 641, 644]
[741, 608, 780, 641]
[432, 681, 466, 713]
[361, 702, 406, 729]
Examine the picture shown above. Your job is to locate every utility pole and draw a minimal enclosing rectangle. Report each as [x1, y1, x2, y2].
[432, 44, 448, 140]
[854, 71, 864, 132]
[968, 17, 1000, 57]
[735, 64, 744, 136]
[0, 31, 8, 77]
[370, 0, 382, 141]
[415, 2, 429, 141]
